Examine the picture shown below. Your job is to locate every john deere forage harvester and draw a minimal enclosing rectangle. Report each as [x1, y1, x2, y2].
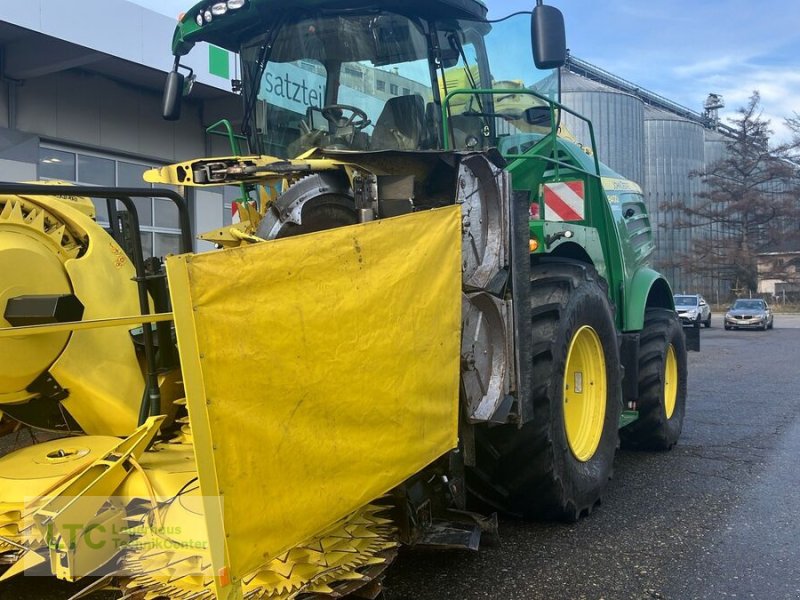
[0, 2, 686, 598]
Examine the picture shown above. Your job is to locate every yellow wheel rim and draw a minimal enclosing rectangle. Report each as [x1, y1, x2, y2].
[563, 325, 607, 462]
[664, 344, 678, 419]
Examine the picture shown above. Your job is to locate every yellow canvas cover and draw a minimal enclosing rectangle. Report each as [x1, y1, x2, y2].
[166, 206, 462, 598]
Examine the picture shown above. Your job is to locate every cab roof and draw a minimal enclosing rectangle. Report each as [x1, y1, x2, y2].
[173, 0, 489, 55]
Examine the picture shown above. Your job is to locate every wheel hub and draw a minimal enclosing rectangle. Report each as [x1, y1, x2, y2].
[563, 325, 607, 462]
[664, 344, 678, 419]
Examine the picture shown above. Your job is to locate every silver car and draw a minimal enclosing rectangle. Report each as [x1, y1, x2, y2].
[674, 294, 711, 328]
[724, 298, 774, 331]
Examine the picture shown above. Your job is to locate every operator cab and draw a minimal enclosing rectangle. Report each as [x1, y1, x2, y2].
[164, 0, 567, 158]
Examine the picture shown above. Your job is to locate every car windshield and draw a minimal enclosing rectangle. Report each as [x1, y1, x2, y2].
[732, 300, 764, 310]
[674, 296, 698, 307]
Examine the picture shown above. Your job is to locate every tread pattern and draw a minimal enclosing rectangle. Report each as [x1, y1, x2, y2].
[468, 259, 622, 521]
[620, 308, 687, 450]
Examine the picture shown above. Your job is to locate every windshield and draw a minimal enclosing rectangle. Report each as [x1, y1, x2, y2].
[732, 300, 765, 311]
[238, 10, 559, 158]
[440, 13, 558, 150]
[674, 296, 699, 307]
[242, 12, 434, 158]
[485, 14, 557, 101]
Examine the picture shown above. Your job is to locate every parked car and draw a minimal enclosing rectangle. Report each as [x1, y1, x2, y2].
[674, 294, 712, 328]
[724, 298, 773, 331]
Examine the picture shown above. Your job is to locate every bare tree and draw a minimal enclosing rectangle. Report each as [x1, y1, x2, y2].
[660, 92, 800, 297]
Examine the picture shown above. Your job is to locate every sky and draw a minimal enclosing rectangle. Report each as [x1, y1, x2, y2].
[134, 0, 800, 144]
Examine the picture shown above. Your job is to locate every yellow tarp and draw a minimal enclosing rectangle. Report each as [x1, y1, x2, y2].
[166, 206, 462, 593]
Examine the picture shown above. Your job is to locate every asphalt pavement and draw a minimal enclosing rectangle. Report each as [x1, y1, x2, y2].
[383, 313, 800, 599]
[3, 315, 800, 599]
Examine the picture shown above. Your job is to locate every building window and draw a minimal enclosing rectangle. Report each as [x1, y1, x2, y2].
[39, 148, 76, 181]
[38, 145, 183, 258]
[390, 83, 398, 95]
[376, 80, 385, 92]
[402, 87, 410, 96]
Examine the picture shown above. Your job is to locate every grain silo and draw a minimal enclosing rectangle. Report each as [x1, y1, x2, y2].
[643, 106, 705, 293]
[557, 70, 645, 187]
[702, 129, 732, 302]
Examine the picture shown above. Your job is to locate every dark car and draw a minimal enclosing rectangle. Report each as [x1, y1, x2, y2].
[674, 294, 712, 328]
[724, 298, 774, 331]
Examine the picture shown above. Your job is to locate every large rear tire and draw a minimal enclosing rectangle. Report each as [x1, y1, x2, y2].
[469, 259, 622, 521]
[620, 308, 687, 450]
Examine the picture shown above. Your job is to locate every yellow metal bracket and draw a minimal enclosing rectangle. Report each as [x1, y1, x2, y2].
[30, 416, 165, 581]
[0, 313, 173, 339]
[144, 155, 343, 187]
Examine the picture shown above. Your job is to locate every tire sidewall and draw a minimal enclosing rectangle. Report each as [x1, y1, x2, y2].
[543, 279, 621, 512]
[656, 310, 688, 444]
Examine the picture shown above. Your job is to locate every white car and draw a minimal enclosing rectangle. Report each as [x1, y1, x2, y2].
[674, 294, 711, 328]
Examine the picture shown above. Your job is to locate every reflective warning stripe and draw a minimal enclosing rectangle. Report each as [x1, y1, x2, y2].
[543, 181, 585, 221]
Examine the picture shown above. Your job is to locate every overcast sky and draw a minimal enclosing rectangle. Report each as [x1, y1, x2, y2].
[135, 0, 800, 143]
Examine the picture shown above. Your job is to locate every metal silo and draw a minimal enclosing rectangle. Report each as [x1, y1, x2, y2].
[643, 106, 705, 293]
[557, 71, 645, 187]
[702, 129, 731, 302]
[704, 129, 728, 166]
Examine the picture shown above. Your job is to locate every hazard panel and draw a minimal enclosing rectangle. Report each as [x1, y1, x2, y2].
[166, 206, 462, 599]
[542, 180, 586, 222]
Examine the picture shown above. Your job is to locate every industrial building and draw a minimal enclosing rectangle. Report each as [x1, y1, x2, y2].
[0, 1, 739, 296]
[558, 56, 741, 301]
[0, 0, 242, 255]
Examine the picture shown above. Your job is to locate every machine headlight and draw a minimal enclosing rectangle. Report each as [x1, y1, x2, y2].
[204, 9, 213, 22]
[195, 13, 204, 26]
[227, 0, 246, 8]
[211, 2, 228, 15]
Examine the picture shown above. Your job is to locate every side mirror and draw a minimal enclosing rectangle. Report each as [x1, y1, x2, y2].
[523, 105, 552, 127]
[162, 70, 185, 121]
[531, 3, 566, 69]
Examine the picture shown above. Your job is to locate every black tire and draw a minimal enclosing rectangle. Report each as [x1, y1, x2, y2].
[724, 324, 731, 330]
[468, 259, 621, 521]
[256, 173, 356, 240]
[620, 308, 687, 450]
[704, 314, 711, 328]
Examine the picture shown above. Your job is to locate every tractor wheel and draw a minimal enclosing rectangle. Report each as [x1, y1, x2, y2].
[469, 259, 621, 521]
[256, 173, 356, 240]
[620, 308, 687, 450]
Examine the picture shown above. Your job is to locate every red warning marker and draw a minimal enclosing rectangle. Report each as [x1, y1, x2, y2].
[543, 181, 585, 222]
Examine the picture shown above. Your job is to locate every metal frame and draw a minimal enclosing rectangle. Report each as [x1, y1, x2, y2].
[0, 183, 192, 424]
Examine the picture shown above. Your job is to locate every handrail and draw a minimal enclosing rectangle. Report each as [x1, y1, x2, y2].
[441, 87, 602, 177]
[206, 118, 246, 155]
[205, 118, 253, 211]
